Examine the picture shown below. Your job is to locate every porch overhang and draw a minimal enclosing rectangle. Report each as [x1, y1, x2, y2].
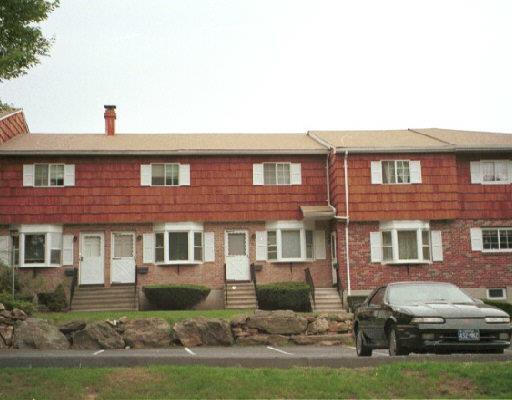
[300, 205, 336, 220]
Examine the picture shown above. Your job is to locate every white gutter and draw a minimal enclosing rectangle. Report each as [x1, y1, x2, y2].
[334, 146, 512, 153]
[0, 149, 329, 156]
[343, 150, 351, 296]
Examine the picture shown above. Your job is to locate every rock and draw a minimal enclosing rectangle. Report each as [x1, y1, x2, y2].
[105, 319, 117, 328]
[307, 318, 329, 334]
[267, 334, 289, 346]
[174, 317, 234, 347]
[122, 318, 171, 348]
[0, 303, 4, 311]
[334, 312, 354, 322]
[0, 317, 13, 325]
[0, 337, 7, 349]
[0, 324, 14, 346]
[290, 335, 315, 345]
[232, 327, 249, 338]
[11, 308, 27, 320]
[236, 334, 288, 346]
[59, 320, 86, 334]
[318, 340, 341, 346]
[246, 310, 308, 335]
[1, 310, 12, 318]
[230, 315, 247, 327]
[72, 321, 125, 349]
[13, 318, 70, 350]
[291, 334, 351, 346]
[328, 321, 351, 333]
[118, 316, 129, 324]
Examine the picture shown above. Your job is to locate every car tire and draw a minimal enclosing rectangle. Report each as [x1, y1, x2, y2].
[388, 326, 409, 356]
[356, 329, 372, 357]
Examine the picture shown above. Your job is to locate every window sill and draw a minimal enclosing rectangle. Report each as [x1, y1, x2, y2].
[20, 264, 61, 268]
[155, 261, 202, 266]
[481, 250, 512, 254]
[381, 260, 432, 266]
[268, 258, 315, 264]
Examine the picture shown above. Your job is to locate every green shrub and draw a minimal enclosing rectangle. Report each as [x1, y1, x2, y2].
[143, 284, 211, 310]
[0, 262, 20, 294]
[483, 300, 512, 316]
[347, 295, 368, 313]
[0, 292, 35, 315]
[256, 282, 311, 312]
[38, 284, 68, 311]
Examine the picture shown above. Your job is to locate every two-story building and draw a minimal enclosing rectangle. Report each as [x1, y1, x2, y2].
[0, 107, 511, 310]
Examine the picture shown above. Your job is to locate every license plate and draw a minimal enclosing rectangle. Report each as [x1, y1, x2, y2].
[458, 329, 480, 342]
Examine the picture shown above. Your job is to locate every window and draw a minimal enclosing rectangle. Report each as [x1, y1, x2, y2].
[194, 232, 203, 261]
[151, 164, 179, 186]
[369, 287, 386, 306]
[169, 232, 189, 261]
[49, 233, 62, 264]
[481, 161, 509, 183]
[153, 223, 203, 264]
[282, 230, 301, 258]
[487, 288, 506, 300]
[263, 163, 290, 185]
[267, 231, 277, 260]
[24, 234, 45, 264]
[382, 160, 410, 184]
[11, 236, 19, 266]
[306, 231, 314, 259]
[379, 223, 431, 264]
[482, 228, 512, 251]
[34, 164, 65, 187]
[113, 234, 133, 258]
[155, 233, 165, 262]
[13, 226, 64, 267]
[266, 223, 315, 262]
[382, 231, 393, 262]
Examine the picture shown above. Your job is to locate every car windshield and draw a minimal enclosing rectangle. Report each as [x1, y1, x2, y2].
[387, 283, 474, 305]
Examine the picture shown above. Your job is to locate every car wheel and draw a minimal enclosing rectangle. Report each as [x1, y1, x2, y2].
[388, 326, 409, 356]
[356, 329, 372, 357]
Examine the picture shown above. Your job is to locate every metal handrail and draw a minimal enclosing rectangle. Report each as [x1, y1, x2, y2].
[224, 263, 227, 306]
[335, 264, 344, 307]
[250, 263, 257, 291]
[305, 267, 315, 305]
[69, 267, 78, 308]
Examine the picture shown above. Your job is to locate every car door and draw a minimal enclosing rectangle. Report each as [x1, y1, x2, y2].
[356, 288, 378, 336]
[365, 287, 387, 344]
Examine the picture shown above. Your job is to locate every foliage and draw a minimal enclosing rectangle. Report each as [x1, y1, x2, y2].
[0, 99, 15, 111]
[38, 283, 67, 311]
[347, 295, 368, 312]
[256, 282, 311, 312]
[483, 299, 512, 316]
[0, 262, 20, 294]
[0, 291, 35, 314]
[143, 284, 211, 310]
[0, 0, 60, 81]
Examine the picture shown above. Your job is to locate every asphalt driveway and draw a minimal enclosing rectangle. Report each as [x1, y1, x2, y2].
[1, 346, 511, 368]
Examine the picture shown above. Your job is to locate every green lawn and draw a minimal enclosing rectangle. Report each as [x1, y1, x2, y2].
[34, 309, 253, 326]
[1, 361, 511, 399]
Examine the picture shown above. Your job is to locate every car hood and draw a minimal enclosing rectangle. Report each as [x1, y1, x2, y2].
[394, 303, 509, 319]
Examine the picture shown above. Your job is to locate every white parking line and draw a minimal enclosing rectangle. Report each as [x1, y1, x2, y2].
[266, 346, 294, 355]
[93, 350, 104, 356]
[184, 347, 196, 356]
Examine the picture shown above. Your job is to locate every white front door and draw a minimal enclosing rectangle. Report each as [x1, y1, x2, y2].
[225, 231, 250, 281]
[331, 232, 338, 285]
[111, 232, 136, 284]
[80, 233, 104, 285]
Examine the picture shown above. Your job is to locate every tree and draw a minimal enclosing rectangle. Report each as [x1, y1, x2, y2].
[0, 0, 59, 82]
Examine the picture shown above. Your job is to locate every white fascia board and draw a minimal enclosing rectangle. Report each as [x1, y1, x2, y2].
[154, 222, 203, 231]
[14, 224, 63, 233]
[379, 220, 429, 230]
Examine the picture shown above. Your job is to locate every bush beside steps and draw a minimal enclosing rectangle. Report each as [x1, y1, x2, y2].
[256, 282, 311, 312]
[143, 284, 210, 310]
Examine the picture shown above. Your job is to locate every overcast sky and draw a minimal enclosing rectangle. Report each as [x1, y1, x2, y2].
[1, 0, 511, 134]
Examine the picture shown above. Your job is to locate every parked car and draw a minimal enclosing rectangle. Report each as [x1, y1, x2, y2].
[353, 281, 511, 356]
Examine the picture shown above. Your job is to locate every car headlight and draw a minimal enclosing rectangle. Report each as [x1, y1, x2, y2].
[485, 317, 510, 324]
[411, 317, 445, 324]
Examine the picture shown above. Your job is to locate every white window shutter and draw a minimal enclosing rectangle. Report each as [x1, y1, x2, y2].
[370, 232, 382, 262]
[470, 161, 481, 184]
[143, 233, 155, 263]
[470, 228, 483, 251]
[64, 164, 75, 186]
[62, 235, 74, 265]
[23, 164, 34, 187]
[370, 161, 382, 184]
[431, 230, 443, 262]
[204, 232, 215, 262]
[409, 161, 422, 184]
[179, 164, 190, 186]
[253, 164, 264, 185]
[290, 163, 302, 185]
[140, 164, 152, 186]
[0, 236, 10, 266]
[256, 231, 267, 260]
[314, 230, 326, 259]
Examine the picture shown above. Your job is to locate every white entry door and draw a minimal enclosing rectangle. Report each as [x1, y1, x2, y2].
[80, 233, 104, 285]
[331, 232, 338, 285]
[225, 231, 250, 281]
[111, 232, 136, 284]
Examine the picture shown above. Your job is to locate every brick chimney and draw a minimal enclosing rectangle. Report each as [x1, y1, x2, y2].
[104, 105, 116, 135]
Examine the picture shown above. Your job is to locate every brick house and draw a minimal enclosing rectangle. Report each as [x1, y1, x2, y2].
[0, 107, 511, 310]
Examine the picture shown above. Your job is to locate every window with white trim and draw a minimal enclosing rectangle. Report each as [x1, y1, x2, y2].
[263, 163, 290, 185]
[481, 161, 509, 183]
[13, 225, 63, 267]
[151, 163, 180, 186]
[487, 288, 506, 300]
[382, 160, 410, 184]
[34, 164, 65, 187]
[153, 223, 203, 264]
[266, 227, 314, 262]
[482, 228, 512, 251]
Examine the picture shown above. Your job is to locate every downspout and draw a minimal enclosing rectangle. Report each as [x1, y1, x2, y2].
[343, 150, 351, 296]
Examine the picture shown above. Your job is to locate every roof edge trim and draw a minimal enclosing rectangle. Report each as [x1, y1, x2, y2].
[0, 149, 329, 156]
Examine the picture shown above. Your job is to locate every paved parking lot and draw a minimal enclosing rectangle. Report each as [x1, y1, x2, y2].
[1, 346, 511, 368]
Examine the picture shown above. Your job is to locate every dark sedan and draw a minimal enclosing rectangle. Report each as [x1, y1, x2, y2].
[354, 281, 511, 356]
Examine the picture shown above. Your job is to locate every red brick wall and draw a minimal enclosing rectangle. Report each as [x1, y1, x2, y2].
[0, 155, 328, 224]
[0, 111, 29, 144]
[336, 219, 512, 291]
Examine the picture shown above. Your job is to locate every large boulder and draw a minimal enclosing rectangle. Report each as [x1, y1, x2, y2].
[246, 310, 308, 335]
[122, 318, 171, 348]
[174, 317, 234, 347]
[0, 324, 14, 347]
[13, 318, 70, 349]
[72, 321, 125, 349]
[307, 317, 329, 334]
[59, 320, 86, 335]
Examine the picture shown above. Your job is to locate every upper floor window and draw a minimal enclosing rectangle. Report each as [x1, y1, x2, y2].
[470, 160, 511, 185]
[253, 163, 302, 185]
[482, 228, 512, 251]
[140, 163, 190, 186]
[371, 160, 421, 185]
[23, 164, 75, 187]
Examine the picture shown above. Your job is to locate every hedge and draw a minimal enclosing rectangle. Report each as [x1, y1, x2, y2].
[38, 284, 68, 311]
[256, 282, 311, 312]
[483, 300, 512, 316]
[0, 292, 35, 315]
[143, 284, 211, 310]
